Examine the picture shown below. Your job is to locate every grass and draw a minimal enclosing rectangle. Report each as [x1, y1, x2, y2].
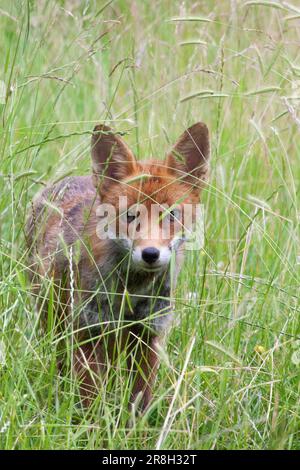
[0, 0, 299, 450]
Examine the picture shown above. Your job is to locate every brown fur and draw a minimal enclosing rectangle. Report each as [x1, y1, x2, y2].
[26, 122, 210, 413]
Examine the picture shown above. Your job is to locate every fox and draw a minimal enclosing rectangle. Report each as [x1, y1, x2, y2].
[25, 122, 210, 412]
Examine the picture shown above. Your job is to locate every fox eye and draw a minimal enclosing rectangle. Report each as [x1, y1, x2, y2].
[127, 211, 139, 223]
[169, 208, 180, 221]
[127, 213, 135, 223]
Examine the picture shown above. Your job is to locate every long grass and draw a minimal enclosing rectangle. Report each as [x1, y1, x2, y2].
[0, 0, 299, 450]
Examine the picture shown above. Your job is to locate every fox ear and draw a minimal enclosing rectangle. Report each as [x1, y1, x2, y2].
[91, 125, 136, 190]
[166, 122, 210, 190]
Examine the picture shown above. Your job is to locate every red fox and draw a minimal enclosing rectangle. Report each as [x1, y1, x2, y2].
[26, 122, 210, 412]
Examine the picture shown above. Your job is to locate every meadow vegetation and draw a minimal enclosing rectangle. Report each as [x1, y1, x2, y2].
[0, 0, 299, 449]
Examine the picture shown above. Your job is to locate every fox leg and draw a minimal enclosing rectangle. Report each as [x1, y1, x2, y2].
[73, 340, 106, 408]
[128, 334, 159, 412]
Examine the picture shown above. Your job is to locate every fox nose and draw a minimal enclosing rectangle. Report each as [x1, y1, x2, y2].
[142, 247, 160, 264]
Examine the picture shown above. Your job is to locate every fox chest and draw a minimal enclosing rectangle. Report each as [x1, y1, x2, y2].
[79, 275, 173, 334]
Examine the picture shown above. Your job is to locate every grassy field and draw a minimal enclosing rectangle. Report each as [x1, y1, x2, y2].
[0, 0, 299, 450]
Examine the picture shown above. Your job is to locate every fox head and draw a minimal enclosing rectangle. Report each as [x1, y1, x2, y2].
[91, 123, 210, 273]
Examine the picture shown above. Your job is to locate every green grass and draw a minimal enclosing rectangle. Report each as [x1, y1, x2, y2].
[0, 0, 299, 450]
